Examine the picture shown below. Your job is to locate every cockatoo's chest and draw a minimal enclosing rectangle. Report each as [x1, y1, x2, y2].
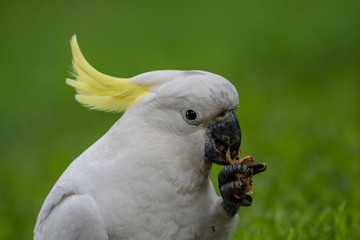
[89, 166, 218, 240]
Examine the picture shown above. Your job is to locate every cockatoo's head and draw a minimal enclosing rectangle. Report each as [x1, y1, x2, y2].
[67, 36, 241, 166]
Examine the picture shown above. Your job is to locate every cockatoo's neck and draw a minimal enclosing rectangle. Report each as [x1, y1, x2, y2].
[102, 104, 212, 192]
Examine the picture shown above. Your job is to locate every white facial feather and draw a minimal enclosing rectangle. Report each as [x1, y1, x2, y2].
[113, 70, 240, 191]
[131, 70, 239, 126]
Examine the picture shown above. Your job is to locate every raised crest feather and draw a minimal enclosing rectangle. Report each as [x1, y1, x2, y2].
[66, 35, 150, 112]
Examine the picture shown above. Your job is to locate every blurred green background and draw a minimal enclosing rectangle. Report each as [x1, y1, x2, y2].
[1, 0, 359, 239]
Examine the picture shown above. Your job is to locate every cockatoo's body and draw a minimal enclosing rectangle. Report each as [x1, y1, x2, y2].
[35, 98, 237, 239]
[34, 36, 266, 240]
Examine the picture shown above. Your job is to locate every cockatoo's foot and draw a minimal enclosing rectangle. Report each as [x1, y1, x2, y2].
[218, 163, 267, 217]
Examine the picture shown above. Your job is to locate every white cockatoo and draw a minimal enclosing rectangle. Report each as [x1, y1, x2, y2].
[34, 36, 266, 240]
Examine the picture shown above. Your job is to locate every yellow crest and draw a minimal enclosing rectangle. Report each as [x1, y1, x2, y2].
[66, 36, 150, 112]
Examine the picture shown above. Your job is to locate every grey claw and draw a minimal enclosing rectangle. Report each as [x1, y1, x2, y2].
[220, 184, 253, 216]
[220, 181, 247, 199]
[218, 164, 251, 187]
[238, 194, 252, 206]
[249, 162, 267, 175]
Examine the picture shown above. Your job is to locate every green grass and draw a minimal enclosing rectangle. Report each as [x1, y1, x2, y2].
[0, 0, 359, 239]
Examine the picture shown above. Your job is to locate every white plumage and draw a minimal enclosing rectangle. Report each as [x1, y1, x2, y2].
[34, 37, 240, 240]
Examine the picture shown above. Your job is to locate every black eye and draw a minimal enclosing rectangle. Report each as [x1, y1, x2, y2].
[185, 109, 197, 120]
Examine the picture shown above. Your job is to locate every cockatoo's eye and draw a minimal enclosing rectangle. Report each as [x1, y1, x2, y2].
[185, 109, 197, 120]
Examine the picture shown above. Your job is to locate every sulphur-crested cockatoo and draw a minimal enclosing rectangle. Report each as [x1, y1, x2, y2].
[34, 36, 266, 240]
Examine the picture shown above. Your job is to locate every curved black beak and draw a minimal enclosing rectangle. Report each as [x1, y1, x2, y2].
[205, 111, 242, 165]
